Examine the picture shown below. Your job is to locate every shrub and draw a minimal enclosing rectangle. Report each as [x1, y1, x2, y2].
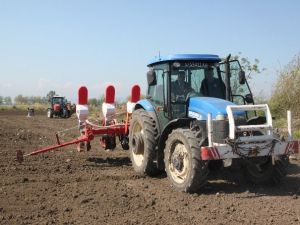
[269, 54, 300, 125]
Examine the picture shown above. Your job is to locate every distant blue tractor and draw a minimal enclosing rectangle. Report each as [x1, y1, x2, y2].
[128, 54, 298, 193]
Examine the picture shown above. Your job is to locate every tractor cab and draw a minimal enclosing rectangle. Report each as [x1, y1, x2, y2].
[51, 96, 65, 106]
[146, 54, 253, 126]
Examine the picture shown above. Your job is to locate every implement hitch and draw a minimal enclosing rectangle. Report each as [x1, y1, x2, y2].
[16, 133, 90, 163]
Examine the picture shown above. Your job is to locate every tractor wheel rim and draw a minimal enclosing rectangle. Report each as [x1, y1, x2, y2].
[168, 143, 189, 184]
[132, 133, 144, 154]
[131, 121, 144, 167]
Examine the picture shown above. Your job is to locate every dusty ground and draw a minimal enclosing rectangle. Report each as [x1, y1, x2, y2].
[0, 110, 299, 225]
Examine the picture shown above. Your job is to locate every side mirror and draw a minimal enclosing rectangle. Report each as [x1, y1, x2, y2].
[147, 70, 157, 86]
[245, 93, 254, 104]
[239, 70, 246, 85]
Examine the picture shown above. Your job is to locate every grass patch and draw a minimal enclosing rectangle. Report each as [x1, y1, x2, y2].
[0, 104, 48, 112]
[293, 130, 300, 139]
[273, 117, 287, 129]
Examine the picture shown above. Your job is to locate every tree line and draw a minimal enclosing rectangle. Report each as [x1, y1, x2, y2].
[0, 94, 51, 105]
[0, 96, 12, 105]
[0, 92, 131, 106]
[0, 91, 59, 105]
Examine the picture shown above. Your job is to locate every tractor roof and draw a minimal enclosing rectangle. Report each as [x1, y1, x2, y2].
[147, 54, 221, 66]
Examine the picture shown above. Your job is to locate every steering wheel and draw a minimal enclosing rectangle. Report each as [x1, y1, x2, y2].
[185, 89, 198, 101]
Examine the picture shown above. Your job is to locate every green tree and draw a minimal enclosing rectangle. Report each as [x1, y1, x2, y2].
[88, 95, 105, 106]
[0, 96, 3, 105]
[4, 96, 12, 105]
[97, 95, 105, 106]
[231, 52, 266, 80]
[14, 95, 28, 105]
[32, 96, 43, 104]
[269, 53, 300, 118]
[88, 98, 98, 106]
[46, 91, 56, 103]
[41, 97, 48, 104]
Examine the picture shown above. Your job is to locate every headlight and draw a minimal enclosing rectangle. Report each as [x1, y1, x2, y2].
[188, 111, 202, 120]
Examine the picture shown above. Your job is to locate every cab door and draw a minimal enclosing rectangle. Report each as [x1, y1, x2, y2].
[220, 60, 254, 105]
[148, 67, 170, 130]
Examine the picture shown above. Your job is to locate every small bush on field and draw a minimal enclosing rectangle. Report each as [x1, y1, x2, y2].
[269, 53, 300, 130]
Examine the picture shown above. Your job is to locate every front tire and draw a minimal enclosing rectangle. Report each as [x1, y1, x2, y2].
[129, 109, 159, 176]
[243, 156, 289, 184]
[164, 128, 208, 193]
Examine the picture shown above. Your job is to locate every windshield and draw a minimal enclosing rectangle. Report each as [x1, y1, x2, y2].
[53, 98, 63, 104]
[170, 64, 226, 100]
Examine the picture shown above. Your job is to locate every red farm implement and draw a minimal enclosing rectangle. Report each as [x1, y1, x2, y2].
[16, 84, 141, 163]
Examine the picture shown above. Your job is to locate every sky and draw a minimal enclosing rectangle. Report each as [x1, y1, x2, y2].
[0, 0, 300, 103]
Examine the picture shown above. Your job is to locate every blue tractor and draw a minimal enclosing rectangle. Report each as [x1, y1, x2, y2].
[128, 54, 298, 193]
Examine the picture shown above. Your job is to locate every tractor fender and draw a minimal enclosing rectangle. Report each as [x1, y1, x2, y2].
[134, 100, 162, 135]
[157, 118, 195, 170]
[134, 99, 155, 112]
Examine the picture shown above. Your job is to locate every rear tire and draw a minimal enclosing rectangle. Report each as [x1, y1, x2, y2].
[129, 109, 159, 176]
[164, 128, 208, 193]
[243, 156, 289, 184]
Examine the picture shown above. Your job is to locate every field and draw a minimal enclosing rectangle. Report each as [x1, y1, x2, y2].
[0, 110, 299, 225]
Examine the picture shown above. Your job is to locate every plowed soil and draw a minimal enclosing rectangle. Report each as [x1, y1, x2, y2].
[0, 110, 299, 225]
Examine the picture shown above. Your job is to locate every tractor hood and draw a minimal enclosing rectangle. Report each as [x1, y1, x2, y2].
[188, 97, 245, 120]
